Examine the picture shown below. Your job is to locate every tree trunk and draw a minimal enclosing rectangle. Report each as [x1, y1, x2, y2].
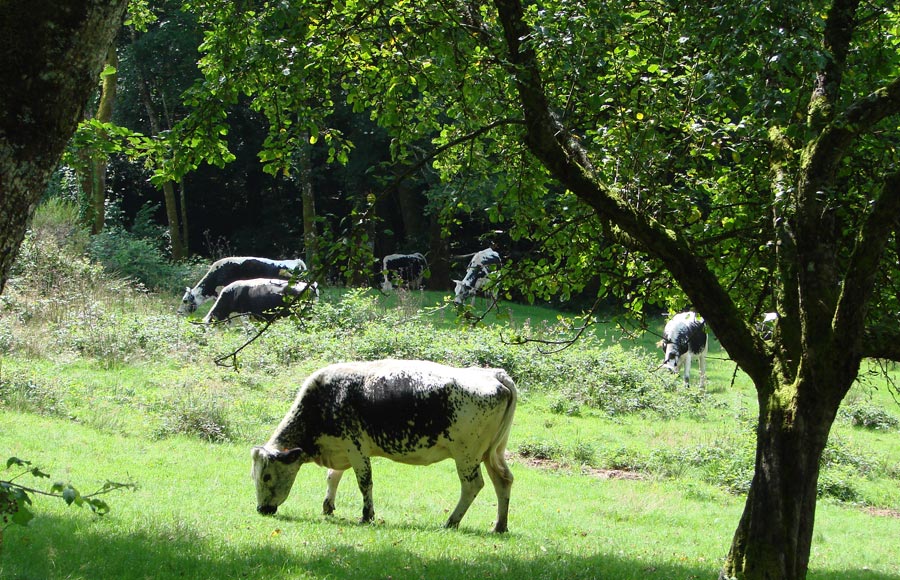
[721, 377, 841, 580]
[295, 140, 317, 269]
[79, 45, 118, 235]
[179, 181, 190, 257]
[134, 40, 186, 260]
[161, 180, 185, 260]
[0, 0, 128, 293]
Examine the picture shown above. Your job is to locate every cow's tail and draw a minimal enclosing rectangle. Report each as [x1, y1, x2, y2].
[485, 370, 517, 479]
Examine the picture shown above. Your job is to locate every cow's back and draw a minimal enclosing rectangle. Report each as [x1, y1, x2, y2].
[279, 360, 515, 465]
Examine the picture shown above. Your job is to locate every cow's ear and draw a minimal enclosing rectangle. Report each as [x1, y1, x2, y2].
[273, 448, 305, 464]
[656, 339, 665, 350]
[185, 287, 191, 293]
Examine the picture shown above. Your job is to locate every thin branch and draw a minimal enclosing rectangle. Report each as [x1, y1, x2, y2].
[376, 118, 525, 198]
[861, 325, 900, 363]
[502, 294, 608, 354]
[834, 170, 900, 348]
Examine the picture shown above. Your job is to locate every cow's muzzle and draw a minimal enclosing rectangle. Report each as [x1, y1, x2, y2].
[257, 505, 277, 516]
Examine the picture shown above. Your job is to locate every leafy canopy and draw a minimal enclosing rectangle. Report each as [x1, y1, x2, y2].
[175, 1, 898, 323]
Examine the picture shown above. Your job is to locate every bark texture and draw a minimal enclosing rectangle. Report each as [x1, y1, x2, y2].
[0, 0, 128, 292]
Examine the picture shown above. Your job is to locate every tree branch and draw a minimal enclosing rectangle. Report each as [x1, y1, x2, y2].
[807, 0, 860, 131]
[862, 325, 900, 362]
[491, 0, 771, 385]
[835, 170, 900, 349]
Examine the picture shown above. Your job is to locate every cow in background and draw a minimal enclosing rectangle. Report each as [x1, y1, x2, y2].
[657, 311, 708, 387]
[380, 253, 428, 292]
[202, 278, 318, 324]
[453, 248, 501, 304]
[179, 257, 307, 314]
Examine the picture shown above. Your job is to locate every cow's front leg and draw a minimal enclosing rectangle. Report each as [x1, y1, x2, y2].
[323, 468, 345, 515]
[350, 455, 375, 523]
[681, 352, 692, 387]
[446, 458, 484, 529]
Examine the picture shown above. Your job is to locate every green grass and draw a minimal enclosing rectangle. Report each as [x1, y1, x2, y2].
[3, 411, 899, 580]
[2, 280, 900, 579]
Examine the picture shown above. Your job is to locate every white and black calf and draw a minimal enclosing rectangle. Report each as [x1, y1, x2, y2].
[453, 248, 501, 304]
[179, 256, 307, 314]
[251, 359, 517, 533]
[657, 311, 708, 387]
[380, 252, 427, 292]
[202, 278, 318, 323]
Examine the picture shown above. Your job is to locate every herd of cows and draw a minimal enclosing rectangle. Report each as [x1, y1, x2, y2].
[178, 248, 503, 323]
[176, 250, 710, 532]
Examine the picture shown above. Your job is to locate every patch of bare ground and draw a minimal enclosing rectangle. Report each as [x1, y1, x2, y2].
[864, 507, 900, 519]
[517, 455, 646, 480]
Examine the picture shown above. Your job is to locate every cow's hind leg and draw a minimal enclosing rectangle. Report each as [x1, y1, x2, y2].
[698, 350, 708, 389]
[323, 468, 345, 515]
[446, 458, 484, 529]
[484, 451, 513, 533]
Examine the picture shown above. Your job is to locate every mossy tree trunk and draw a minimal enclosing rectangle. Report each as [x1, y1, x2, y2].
[0, 0, 129, 293]
[78, 45, 118, 235]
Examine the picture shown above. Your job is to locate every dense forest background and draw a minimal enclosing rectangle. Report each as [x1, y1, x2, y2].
[57, 2, 512, 293]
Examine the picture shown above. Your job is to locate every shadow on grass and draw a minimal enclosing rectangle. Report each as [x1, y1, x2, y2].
[2, 513, 896, 580]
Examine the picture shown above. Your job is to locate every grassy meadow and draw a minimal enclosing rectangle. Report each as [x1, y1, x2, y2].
[2, 225, 900, 579]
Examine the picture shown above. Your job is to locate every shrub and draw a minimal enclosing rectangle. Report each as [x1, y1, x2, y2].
[89, 228, 200, 294]
[841, 402, 899, 431]
[0, 369, 66, 417]
[154, 392, 234, 443]
[516, 439, 564, 461]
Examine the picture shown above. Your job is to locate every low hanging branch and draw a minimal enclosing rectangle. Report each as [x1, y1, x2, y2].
[2, 457, 136, 530]
[208, 283, 320, 370]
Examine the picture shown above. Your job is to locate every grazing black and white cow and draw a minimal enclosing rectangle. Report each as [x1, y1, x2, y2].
[179, 256, 307, 314]
[202, 278, 318, 323]
[757, 311, 778, 340]
[381, 252, 428, 292]
[657, 311, 708, 387]
[251, 358, 517, 533]
[453, 248, 501, 304]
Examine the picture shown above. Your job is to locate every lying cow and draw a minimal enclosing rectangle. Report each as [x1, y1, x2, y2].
[453, 248, 501, 304]
[251, 358, 517, 533]
[203, 278, 318, 323]
[657, 311, 708, 387]
[380, 252, 428, 292]
[179, 256, 307, 314]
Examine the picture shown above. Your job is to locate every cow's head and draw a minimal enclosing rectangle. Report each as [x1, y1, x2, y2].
[178, 287, 198, 314]
[251, 446, 306, 515]
[453, 279, 473, 304]
[658, 339, 684, 373]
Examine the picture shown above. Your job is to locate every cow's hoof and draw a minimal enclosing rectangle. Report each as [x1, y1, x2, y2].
[257, 505, 277, 516]
[492, 523, 508, 534]
[322, 500, 335, 515]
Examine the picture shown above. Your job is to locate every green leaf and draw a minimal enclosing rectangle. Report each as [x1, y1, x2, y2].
[62, 485, 78, 506]
[12, 506, 34, 526]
